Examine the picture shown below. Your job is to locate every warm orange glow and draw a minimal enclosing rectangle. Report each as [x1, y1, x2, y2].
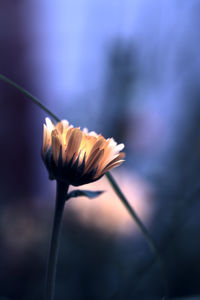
[66, 170, 153, 236]
[42, 118, 125, 184]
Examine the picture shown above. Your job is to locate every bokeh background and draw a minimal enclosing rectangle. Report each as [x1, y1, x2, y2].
[1, 1, 200, 299]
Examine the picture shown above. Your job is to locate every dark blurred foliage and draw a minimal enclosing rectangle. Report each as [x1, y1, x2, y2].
[1, 1, 200, 300]
[101, 39, 136, 142]
[0, 2, 33, 200]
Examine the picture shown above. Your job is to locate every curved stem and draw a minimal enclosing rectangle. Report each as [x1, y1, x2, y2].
[0, 73, 168, 297]
[0, 74, 59, 122]
[106, 172, 168, 298]
[45, 181, 69, 300]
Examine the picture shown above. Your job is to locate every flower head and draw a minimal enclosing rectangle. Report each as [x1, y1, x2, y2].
[42, 118, 125, 186]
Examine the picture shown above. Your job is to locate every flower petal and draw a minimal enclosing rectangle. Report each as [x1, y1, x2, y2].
[45, 117, 55, 132]
[96, 152, 125, 178]
[65, 128, 82, 163]
[89, 137, 106, 156]
[101, 160, 124, 174]
[84, 148, 104, 174]
[51, 129, 61, 165]
[42, 118, 125, 185]
[114, 143, 124, 153]
[106, 152, 125, 166]
[42, 124, 51, 157]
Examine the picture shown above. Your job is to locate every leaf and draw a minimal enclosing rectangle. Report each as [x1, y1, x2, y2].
[66, 189, 104, 201]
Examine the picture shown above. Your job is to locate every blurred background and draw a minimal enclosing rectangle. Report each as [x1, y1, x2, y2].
[0, 0, 200, 299]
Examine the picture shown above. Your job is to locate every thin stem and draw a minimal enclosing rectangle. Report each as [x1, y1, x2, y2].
[0, 73, 168, 297]
[45, 181, 69, 300]
[0, 74, 59, 122]
[106, 172, 168, 298]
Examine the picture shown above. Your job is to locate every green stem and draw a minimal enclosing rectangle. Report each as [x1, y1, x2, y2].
[45, 181, 68, 300]
[0, 74, 59, 122]
[0, 73, 168, 297]
[106, 172, 168, 298]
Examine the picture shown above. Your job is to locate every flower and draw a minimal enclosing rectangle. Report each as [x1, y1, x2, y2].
[42, 118, 125, 186]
